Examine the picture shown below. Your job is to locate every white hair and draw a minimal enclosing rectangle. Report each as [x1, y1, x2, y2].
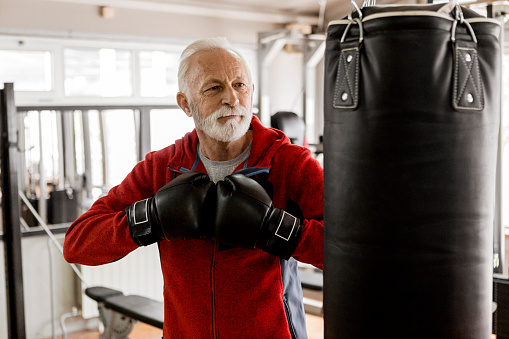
[177, 37, 252, 97]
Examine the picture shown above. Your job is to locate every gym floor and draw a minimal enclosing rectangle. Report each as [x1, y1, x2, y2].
[61, 313, 324, 338]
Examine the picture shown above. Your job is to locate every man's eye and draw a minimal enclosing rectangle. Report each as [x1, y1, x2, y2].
[208, 86, 220, 91]
[235, 83, 245, 88]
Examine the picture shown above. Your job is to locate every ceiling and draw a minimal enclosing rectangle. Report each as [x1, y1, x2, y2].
[47, 0, 497, 34]
[147, 0, 422, 26]
[48, 0, 424, 28]
[201, 0, 418, 16]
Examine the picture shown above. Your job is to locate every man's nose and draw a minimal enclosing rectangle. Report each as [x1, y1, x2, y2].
[222, 85, 239, 107]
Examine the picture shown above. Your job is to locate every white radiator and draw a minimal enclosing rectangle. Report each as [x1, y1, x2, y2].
[81, 245, 164, 318]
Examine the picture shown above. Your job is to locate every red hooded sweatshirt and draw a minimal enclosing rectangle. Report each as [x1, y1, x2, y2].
[63, 116, 324, 338]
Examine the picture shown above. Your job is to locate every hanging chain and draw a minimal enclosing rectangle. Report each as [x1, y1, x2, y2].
[362, 0, 376, 7]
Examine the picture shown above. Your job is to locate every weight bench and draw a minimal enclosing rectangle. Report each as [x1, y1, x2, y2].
[85, 286, 163, 339]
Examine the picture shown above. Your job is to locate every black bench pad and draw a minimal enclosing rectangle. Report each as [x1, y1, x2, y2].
[85, 286, 124, 303]
[85, 286, 164, 329]
[105, 294, 164, 329]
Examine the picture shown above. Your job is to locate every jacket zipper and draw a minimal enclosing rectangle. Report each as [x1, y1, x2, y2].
[211, 242, 218, 339]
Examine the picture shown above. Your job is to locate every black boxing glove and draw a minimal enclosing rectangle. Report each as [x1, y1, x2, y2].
[213, 174, 302, 259]
[126, 171, 214, 246]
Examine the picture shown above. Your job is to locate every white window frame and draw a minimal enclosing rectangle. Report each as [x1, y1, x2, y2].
[0, 34, 257, 108]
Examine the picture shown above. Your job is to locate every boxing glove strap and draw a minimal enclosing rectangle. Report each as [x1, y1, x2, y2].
[126, 198, 163, 246]
[260, 209, 303, 259]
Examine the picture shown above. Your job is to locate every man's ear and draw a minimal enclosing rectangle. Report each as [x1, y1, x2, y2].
[177, 92, 192, 117]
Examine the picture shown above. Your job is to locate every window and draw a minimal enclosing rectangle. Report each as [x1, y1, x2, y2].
[22, 110, 61, 191]
[102, 110, 137, 186]
[150, 109, 195, 151]
[0, 50, 52, 91]
[139, 51, 180, 98]
[0, 36, 258, 108]
[85, 109, 137, 189]
[64, 48, 132, 97]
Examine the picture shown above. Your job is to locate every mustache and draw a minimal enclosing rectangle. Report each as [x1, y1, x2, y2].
[213, 105, 249, 119]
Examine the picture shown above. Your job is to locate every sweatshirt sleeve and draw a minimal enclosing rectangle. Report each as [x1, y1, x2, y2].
[272, 146, 324, 269]
[63, 151, 166, 266]
[292, 150, 324, 270]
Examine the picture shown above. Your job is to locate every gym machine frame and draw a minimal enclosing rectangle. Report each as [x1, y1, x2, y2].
[257, 28, 325, 145]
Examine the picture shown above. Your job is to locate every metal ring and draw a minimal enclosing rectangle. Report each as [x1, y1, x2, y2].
[451, 12, 478, 44]
[463, 19, 478, 44]
[340, 18, 364, 44]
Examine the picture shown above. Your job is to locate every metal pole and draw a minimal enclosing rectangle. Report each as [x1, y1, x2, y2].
[493, 5, 506, 275]
[303, 38, 325, 144]
[1, 82, 27, 338]
[138, 108, 151, 161]
[82, 111, 93, 199]
[37, 112, 47, 224]
[257, 30, 288, 126]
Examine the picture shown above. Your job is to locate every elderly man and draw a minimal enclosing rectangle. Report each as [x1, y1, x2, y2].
[64, 37, 323, 338]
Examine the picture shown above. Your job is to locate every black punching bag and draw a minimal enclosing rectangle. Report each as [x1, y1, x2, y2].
[323, 2, 501, 338]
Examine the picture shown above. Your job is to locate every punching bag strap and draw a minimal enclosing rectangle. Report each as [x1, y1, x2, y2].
[333, 18, 362, 110]
[450, 4, 483, 112]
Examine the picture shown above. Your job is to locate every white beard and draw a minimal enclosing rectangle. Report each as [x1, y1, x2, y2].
[190, 101, 252, 143]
